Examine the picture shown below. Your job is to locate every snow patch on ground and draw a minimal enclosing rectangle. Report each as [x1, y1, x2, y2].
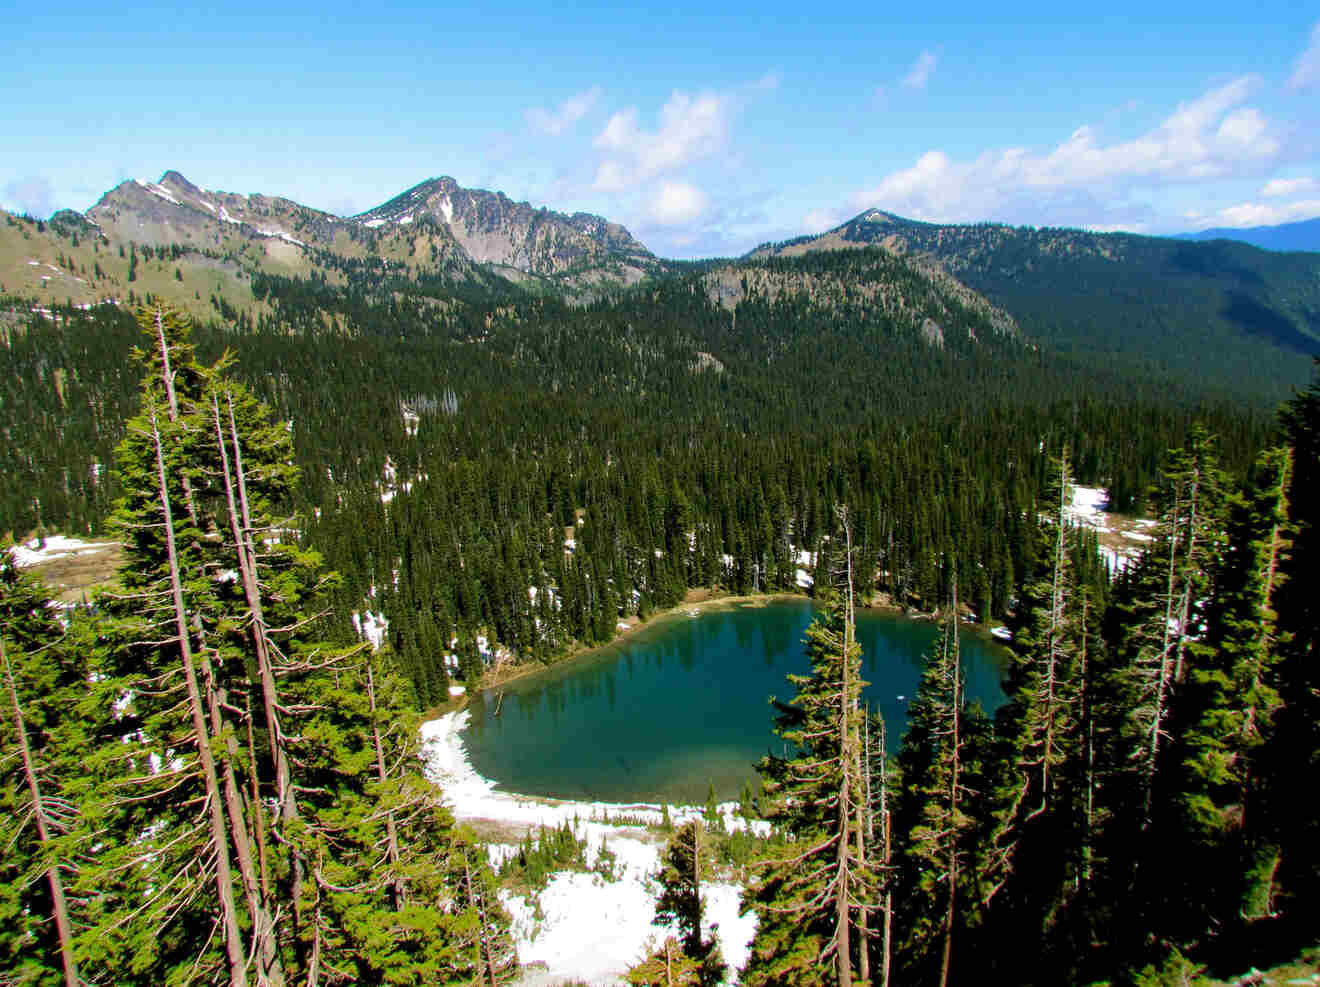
[419, 711, 762, 984]
[1065, 486, 1110, 529]
[257, 228, 307, 247]
[351, 610, 388, 650]
[9, 535, 117, 568]
[1057, 485, 1158, 574]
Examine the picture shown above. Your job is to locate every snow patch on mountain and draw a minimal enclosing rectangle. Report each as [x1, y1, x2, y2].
[136, 179, 181, 206]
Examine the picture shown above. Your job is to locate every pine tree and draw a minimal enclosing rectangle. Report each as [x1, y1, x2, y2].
[1175, 445, 1291, 929]
[0, 549, 91, 987]
[864, 707, 895, 987]
[630, 822, 726, 986]
[979, 452, 1101, 980]
[1258, 364, 1320, 939]
[80, 303, 518, 983]
[893, 580, 988, 987]
[1108, 428, 1228, 833]
[295, 649, 516, 984]
[741, 541, 874, 986]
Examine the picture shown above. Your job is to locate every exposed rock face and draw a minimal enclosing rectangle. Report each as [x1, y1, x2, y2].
[87, 171, 352, 250]
[354, 177, 657, 279]
[82, 171, 660, 289]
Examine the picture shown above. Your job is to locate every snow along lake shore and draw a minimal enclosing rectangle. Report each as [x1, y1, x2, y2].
[420, 711, 762, 986]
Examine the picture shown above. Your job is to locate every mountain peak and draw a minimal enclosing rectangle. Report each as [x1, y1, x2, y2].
[158, 170, 202, 196]
[353, 175, 655, 277]
[78, 170, 661, 290]
[854, 208, 904, 225]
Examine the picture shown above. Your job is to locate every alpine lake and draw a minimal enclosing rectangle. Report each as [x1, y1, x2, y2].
[460, 598, 1009, 805]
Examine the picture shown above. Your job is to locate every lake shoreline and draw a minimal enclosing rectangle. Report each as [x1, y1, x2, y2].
[444, 587, 1002, 719]
[468, 588, 811, 699]
[457, 597, 1009, 806]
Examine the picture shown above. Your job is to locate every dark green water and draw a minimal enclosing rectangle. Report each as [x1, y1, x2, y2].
[461, 599, 1007, 804]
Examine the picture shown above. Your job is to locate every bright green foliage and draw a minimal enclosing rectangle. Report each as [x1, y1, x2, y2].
[741, 597, 873, 986]
[20, 303, 521, 985]
[0, 550, 104, 986]
[300, 665, 517, 985]
[892, 605, 991, 984]
[627, 937, 707, 986]
[498, 820, 590, 892]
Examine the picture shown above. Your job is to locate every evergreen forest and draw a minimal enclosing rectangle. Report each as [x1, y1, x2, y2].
[3, 215, 1319, 984]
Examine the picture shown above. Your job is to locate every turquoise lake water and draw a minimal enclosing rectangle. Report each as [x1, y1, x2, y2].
[461, 599, 1007, 804]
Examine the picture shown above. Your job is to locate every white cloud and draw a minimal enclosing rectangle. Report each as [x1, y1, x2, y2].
[803, 207, 848, 233]
[1205, 198, 1320, 228]
[1289, 19, 1320, 89]
[526, 87, 602, 136]
[593, 89, 730, 190]
[902, 51, 937, 90]
[1261, 175, 1314, 197]
[1261, 176, 1317, 198]
[650, 180, 708, 224]
[851, 77, 1284, 224]
[3, 176, 56, 217]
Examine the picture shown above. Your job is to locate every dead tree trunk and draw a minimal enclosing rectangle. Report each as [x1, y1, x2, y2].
[878, 714, 893, 987]
[1143, 484, 1182, 828]
[939, 579, 963, 987]
[856, 710, 871, 987]
[1040, 453, 1070, 799]
[200, 650, 284, 986]
[834, 509, 856, 987]
[2, 635, 79, 987]
[1172, 460, 1203, 685]
[366, 663, 406, 910]
[149, 402, 248, 987]
[217, 392, 305, 936]
[463, 853, 501, 987]
[150, 305, 199, 526]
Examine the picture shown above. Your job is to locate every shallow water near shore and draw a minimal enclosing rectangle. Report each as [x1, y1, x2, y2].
[461, 599, 1007, 804]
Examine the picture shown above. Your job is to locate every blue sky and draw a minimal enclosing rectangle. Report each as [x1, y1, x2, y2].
[3, 1, 1318, 257]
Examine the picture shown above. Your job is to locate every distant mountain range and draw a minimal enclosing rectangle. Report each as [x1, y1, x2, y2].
[4, 174, 1320, 404]
[80, 170, 660, 289]
[751, 208, 1320, 398]
[1174, 216, 1320, 254]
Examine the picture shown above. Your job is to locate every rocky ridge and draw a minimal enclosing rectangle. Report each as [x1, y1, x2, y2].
[84, 171, 658, 288]
[355, 177, 657, 282]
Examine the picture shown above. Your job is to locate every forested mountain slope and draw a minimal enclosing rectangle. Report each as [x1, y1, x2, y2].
[754, 210, 1320, 402]
[1, 237, 1277, 706]
[0, 172, 1305, 711]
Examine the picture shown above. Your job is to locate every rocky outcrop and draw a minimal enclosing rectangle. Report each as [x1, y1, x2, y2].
[354, 177, 658, 280]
